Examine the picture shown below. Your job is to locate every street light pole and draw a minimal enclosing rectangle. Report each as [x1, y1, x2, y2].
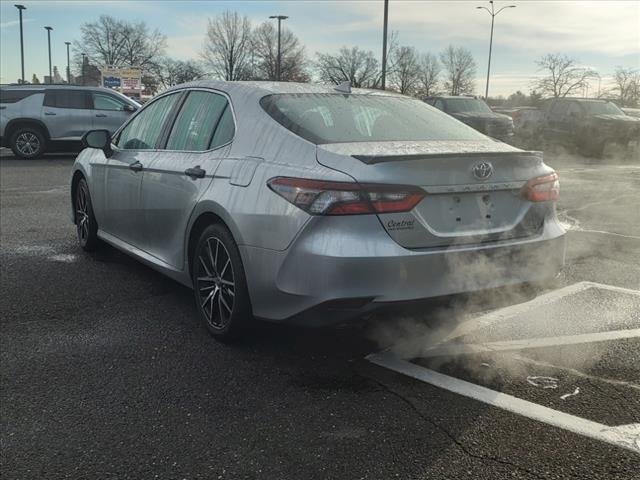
[476, 1, 515, 99]
[81, 53, 86, 86]
[44, 26, 53, 83]
[65, 42, 71, 84]
[15, 5, 26, 84]
[381, 0, 389, 90]
[269, 15, 288, 81]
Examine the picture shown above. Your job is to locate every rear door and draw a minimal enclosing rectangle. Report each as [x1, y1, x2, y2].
[102, 91, 183, 248]
[140, 89, 235, 269]
[543, 100, 568, 143]
[90, 91, 134, 135]
[42, 89, 92, 140]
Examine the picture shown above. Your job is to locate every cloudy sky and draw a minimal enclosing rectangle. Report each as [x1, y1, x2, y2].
[1, 0, 638, 96]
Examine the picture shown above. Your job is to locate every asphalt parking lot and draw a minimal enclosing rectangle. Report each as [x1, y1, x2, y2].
[1, 147, 639, 479]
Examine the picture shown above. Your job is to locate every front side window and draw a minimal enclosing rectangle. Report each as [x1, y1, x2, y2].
[93, 93, 128, 111]
[43, 90, 89, 109]
[583, 101, 624, 115]
[166, 91, 228, 151]
[261, 93, 486, 144]
[117, 93, 180, 150]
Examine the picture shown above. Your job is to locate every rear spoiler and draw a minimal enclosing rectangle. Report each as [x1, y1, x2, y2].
[352, 151, 542, 165]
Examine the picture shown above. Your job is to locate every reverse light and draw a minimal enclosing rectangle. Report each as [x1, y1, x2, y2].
[523, 172, 560, 202]
[267, 177, 426, 215]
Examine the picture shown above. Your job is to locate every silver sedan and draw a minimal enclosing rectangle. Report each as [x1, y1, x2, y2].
[71, 81, 566, 339]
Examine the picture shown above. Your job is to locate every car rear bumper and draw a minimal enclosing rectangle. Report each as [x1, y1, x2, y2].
[240, 214, 566, 325]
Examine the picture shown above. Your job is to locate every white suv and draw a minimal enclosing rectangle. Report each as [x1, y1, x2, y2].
[0, 85, 139, 159]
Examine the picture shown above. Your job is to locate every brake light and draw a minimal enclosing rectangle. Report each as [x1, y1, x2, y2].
[523, 172, 559, 202]
[267, 177, 426, 215]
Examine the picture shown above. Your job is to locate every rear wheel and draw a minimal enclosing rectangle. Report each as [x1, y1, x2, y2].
[10, 127, 46, 159]
[75, 178, 100, 251]
[192, 223, 252, 341]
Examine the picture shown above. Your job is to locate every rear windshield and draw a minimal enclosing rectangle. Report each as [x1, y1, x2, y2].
[260, 93, 486, 144]
[444, 98, 492, 114]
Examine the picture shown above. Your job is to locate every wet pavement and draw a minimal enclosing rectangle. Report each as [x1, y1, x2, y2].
[1, 148, 639, 479]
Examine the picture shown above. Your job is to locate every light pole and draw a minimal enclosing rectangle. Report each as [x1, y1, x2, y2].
[81, 53, 86, 86]
[15, 5, 26, 84]
[44, 26, 53, 83]
[476, 1, 515, 99]
[269, 15, 288, 81]
[381, 0, 389, 90]
[65, 41, 71, 84]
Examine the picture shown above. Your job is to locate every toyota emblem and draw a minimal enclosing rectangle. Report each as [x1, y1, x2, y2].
[472, 161, 493, 181]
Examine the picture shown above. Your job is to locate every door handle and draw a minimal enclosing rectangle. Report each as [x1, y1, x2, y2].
[44, 111, 56, 115]
[129, 161, 143, 172]
[184, 166, 206, 179]
[95, 113, 107, 117]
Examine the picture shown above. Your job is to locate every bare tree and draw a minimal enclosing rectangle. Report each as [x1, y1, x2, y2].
[251, 21, 309, 82]
[315, 46, 380, 88]
[533, 53, 597, 98]
[439, 45, 476, 96]
[157, 58, 205, 88]
[388, 45, 420, 95]
[73, 15, 166, 71]
[201, 11, 252, 81]
[611, 66, 640, 107]
[417, 52, 441, 97]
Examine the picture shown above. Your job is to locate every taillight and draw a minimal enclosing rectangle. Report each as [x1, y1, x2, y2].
[267, 177, 426, 215]
[523, 172, 560, 202]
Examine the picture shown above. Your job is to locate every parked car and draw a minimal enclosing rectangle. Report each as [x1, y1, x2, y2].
[72, 81, 565, 340]
[536, 98, 640, 157]
[425, 95, 514, 141]
[0, 84, 139, 159]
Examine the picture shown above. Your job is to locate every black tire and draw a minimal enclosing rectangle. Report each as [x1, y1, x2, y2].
[10, 126, 46, 159]
[75, 178, 100, 251]
[192, 223, 252, 341]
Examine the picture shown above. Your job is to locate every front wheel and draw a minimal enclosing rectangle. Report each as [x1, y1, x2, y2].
[192, 223, 252, 341]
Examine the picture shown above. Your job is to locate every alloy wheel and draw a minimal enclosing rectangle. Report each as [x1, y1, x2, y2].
[76, 185, 90, 244]
[15, 132, 40, 156]
[196, 237, 235, 329]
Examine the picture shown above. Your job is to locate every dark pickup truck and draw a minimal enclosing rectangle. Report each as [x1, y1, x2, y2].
[536, 98, 640, 157]
[425, 96, 514, 142]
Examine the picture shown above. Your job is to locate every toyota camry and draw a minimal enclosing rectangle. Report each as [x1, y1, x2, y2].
[71, 81, 566, 339]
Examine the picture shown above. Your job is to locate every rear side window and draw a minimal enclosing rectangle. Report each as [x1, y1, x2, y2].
[0, 89, 42, 104]
[117, 93, 180, 150]
[43, 90, 89, 109]
[166, 91, 228, 151]
[210, 105, 235, 147]
[261, 93, 485, 144]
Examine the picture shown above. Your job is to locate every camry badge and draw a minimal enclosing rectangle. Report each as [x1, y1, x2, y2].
[472, 161, 493, 181]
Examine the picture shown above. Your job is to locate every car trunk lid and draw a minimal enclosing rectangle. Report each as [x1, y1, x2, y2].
[316, 140, 554, 249]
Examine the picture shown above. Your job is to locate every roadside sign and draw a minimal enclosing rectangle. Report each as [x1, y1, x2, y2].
[100, 67, 142, 98]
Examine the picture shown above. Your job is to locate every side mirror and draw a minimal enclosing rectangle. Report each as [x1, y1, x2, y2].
[82, 129, 113, 157]
[123, 104, 137, 113]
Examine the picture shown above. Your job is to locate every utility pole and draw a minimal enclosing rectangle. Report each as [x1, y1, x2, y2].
[476, 1, 516, 99]
[65, 42, 71, 84]
[381, 0, 389, 90]
[269, 15, 288, 81]
[15, 5, 26, 84]
[44, 26, 53, 83]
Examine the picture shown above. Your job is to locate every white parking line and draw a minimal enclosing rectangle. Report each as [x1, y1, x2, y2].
[367, 282, 640, 454]
[367, 350, 640, 454]
[420, 328, 640, 358]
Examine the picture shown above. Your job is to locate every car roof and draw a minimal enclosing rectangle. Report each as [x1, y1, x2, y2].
[0, 84, 111, 92]
[426, 95, 480, 100]
[164, 80, 403, 98]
